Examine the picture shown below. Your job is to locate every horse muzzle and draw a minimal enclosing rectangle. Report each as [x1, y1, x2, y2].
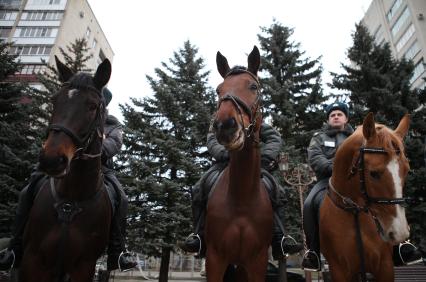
[213, 117, 244, 150]
[38, 150, 71, 177]
[377, 206, 410, 244]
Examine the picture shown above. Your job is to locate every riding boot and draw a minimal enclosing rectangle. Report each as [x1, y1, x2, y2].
[393, 241, 424, 266]
[180, 202, 206, 256]
[106, 186, 136, 271]
[0, 172, 45, 270]
[271, 204, 303, 260]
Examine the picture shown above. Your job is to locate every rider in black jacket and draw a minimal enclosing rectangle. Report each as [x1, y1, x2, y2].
[180, 123, 303, 260]
[0, 88, 137, 272]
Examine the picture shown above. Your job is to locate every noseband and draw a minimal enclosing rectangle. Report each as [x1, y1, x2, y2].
[46, 83, 104, 160]
[216, 70, 262, 138]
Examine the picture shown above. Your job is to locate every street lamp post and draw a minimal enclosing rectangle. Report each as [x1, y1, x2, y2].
[278, 152, 316, 282]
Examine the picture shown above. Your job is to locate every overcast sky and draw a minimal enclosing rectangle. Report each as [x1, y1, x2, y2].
[87, 0, 373, 121]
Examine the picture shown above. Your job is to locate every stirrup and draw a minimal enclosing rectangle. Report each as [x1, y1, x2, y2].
[117, 251, 133, 272]
[0, 248, 15, 270]
[185, 233, 202, 255]
[399, 241, 423, 265]
[280, 235, 297, 257]
[302, 250, 321, 272]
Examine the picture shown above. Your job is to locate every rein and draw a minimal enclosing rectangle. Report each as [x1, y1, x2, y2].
[216, 69, 262, 139]
[46, 83, 104, 160]
[327, 146, 408, 282]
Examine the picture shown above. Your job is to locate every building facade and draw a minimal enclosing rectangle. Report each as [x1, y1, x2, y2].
[0, 0, 113, 85]
[361, 0, 426, 89]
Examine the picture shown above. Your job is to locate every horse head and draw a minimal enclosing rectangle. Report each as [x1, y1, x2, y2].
[38, 56, 111, 177]
[334, 113, 410, 244]
[213, 46, 262, 151]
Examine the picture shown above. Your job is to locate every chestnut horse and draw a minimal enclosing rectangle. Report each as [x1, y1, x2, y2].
[205, 46, 273, 281]
[19, 57, 112, 282]
[320, 113, 410, 282]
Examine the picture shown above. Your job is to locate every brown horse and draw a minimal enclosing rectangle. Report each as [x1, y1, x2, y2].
[19, 57, 112, 282]
[205, 46, 273, 281]
[320, 113, 411, 282]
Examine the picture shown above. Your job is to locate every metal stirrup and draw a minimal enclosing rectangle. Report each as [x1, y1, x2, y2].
[280, 235, 298, 257]
[399, 241, 423, 265]
[185, 233, 202, 255]
[0, 249, 15, 270]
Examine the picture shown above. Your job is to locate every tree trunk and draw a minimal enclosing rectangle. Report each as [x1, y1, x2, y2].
[158, 246, 171, 282]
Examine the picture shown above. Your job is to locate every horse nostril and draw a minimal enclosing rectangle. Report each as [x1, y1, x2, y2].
[389, 231, 395, 241]
[222, 117, 237, 130]
[58, 155, 68, 166]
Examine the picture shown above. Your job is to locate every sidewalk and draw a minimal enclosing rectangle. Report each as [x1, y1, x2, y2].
[111, 270, 206, 282]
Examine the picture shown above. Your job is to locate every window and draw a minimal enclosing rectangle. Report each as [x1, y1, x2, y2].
[85, 27, 91, 39]
[16, 27, 57, 38]
[373, 25, 384, 45]
[22, 11, 63, 21]
[387, 0, 403, 22]
[404, 41, 420, 61]
[12, 45, 53, 55]
[395, 24, 415, 52]
[0, 11, 17, 20]
[0, 27, 11, 38]
[391, 6, 410, 37]
[410, 59, 425, 85]
[92, 39, 97, 49]
[18, 64, 45, 75]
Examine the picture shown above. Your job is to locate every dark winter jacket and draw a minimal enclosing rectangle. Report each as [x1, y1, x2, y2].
[307, 123, 354, 181]
[207, 123, 282, 171]
[102, 114, 123, 170]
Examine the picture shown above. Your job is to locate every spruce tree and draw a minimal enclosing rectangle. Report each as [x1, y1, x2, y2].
[331, 23, 426, 252]
[119, 41, 216, 281]
[257, 20, 326, 241]
[0, 41, 47, 237]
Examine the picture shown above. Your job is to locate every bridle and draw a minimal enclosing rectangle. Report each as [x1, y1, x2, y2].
[329, 147, 407, 212]
[216, 69, 262, 138]
[46, 82, 105, 160]
[328, 145, 408, 282]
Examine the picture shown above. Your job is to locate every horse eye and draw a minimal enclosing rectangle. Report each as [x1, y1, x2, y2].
[370, 171, 381, 180]
[249, 84, 258, 91]
[88, 103, 98, 111]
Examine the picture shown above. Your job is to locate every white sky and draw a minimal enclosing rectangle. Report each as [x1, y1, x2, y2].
[87, 0, 373, 121]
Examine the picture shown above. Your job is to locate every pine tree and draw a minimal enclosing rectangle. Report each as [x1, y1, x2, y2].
[257, 20, 326, 241]
[331, 23, 426, 252]
[0, 40, 47, 237]
[118, 41, 216, 281]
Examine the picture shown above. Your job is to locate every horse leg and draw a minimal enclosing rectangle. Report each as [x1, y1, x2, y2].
[206, 251, 228, 282]
[244, 249, 268, 282]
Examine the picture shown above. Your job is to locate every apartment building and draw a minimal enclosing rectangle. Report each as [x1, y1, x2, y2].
[0, 0, 113, 85]
[361, 0, 426, 89]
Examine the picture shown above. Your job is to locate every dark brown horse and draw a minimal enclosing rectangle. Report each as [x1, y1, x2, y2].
[205, 46, 273, 281]
[320, 113, 410, 282]
[19, 57, 112, 282]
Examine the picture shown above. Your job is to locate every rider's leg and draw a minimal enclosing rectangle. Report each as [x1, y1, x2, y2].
[301, 178, 328, 272]
[393, 241, 423, 266]
[104, 172, 137, 271]
[180, 164, 225, 256]
[261, 170, 303, 260]
[0, 171, 45, 270]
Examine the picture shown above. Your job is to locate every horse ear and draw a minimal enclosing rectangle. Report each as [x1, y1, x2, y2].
[394, 114, 410, 139]
[247, 46, 260, 75]
[55, 55, 73, 83]
[93, 59, 111, 89]
[362, 112, 377, 141]
[216, 51, 230, 78]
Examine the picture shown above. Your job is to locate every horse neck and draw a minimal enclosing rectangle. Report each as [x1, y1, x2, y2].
[58, 142, 102, 200]
[228, 135, 261, 199]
